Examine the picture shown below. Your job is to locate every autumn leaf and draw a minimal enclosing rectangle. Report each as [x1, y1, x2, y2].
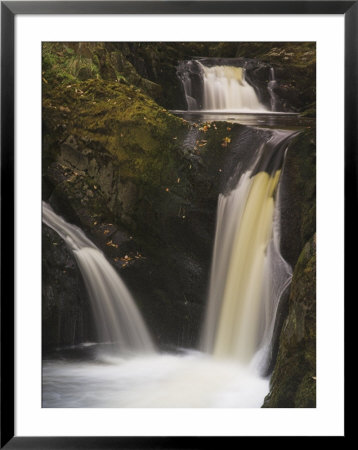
[106, 240, 118, 248]
[221, 137, 231, 148]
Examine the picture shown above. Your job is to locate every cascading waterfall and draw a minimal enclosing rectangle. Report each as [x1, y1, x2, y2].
[180, 67, 199, 110]
[201, 130, 296, 373]
[42, 202, 155, 353]
[178, 59, 270, 112]
[199, 62, 267, 112]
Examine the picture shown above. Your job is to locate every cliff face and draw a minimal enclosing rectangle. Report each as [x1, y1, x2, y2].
[42, 42, 316, 407]
[42, 47, 236, 348]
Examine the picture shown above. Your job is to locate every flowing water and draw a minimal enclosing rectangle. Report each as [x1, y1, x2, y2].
[198, 63, 266, 112]
[43, 202, 155, 353]
[177, 59, 281, 113]
[200, 130, 295, 373]
[43, 60, 300, 408]
[43, 350, 269, 408]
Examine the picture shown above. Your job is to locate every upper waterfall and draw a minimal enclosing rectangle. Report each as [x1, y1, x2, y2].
[178, 59, 270, 113]
[200, 63, 266, 112]
[42, 202, 155, 354]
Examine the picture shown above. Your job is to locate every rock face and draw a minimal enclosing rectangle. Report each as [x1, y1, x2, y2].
[263, 234, 316, 408]
[261, 129, 316, 405]
[43, 42, 316, 114]
[280, 130, 316, 268]
[42, 225, 96, 352]
[42, 47, 236, 348]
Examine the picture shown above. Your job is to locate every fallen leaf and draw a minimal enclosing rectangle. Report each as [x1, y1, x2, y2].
[106, 240, 118, 248]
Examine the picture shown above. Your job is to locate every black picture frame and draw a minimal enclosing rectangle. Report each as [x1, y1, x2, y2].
[1, 1, 351, 447]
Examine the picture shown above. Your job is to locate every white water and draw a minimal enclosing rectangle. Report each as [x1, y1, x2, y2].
[201, 131, 293, 372]
[43, 202, 155, 353]
[43, 350, 269, 408]
[199, 63, 267, 112]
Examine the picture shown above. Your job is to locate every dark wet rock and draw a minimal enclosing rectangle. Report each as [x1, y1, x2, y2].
[280, 129, 316, 268]
[263, 234, 316, 408]
[42, 225, 96, 352]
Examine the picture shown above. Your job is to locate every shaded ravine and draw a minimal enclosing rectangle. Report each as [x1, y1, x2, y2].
[42, 51, 314, 408]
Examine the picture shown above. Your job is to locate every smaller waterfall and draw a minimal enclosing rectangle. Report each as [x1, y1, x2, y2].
[180, 68, 199, 110]
[268, 68, 279, 112]
[43, 202, 155, 353]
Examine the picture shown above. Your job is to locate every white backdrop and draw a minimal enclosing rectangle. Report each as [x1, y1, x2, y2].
[15, 13, 344, 436]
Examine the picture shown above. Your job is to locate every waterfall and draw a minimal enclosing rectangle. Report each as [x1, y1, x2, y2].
[178, 60, 268, 112]
[180, 67, 199, 110]
[42, 202, 155, 353]
[268, 67, 279, 112]
[201, 130, 296, 372]
[199, 62, 266, 112]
